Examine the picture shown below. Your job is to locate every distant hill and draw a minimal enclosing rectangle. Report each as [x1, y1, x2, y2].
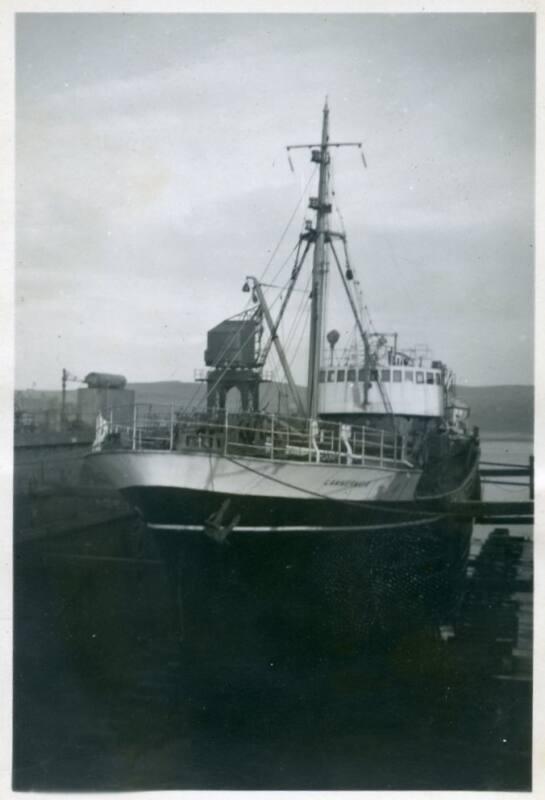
[456, 385, 533, 436]
[128, 381, 533, 436]
[15, 381, 533, 437]
[128, 381, 207, 408]
[127, 381, 302, 415]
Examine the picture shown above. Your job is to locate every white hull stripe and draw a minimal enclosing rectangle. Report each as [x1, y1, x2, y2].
[147, 517, 444, 534]
[88, 450, 421, 503]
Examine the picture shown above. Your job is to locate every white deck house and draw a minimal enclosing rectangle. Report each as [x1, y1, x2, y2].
[318, 359, 447, 418]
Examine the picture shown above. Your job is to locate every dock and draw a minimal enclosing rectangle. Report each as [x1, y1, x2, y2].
[450, 500, 533, 525]
[415, 456, 534, 525]
[454, 528, 532, 674]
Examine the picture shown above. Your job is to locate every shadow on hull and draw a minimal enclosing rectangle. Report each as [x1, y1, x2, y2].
[152, 517, 473, 663]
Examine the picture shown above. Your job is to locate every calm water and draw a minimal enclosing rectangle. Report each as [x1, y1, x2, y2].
[473, 436, 534, 554]
[13, 435, 533, 791]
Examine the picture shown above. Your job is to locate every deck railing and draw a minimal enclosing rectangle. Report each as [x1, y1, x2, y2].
[97, 404, 411, 468]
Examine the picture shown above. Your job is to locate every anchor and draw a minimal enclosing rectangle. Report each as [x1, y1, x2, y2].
[204, 499, 240, 543]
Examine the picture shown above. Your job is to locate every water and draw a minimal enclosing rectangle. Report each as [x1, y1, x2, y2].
[13, 436, 533, 791]
[472, 436, 533, 551]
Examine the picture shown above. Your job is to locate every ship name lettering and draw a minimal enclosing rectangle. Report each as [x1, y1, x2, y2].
[324, 479, 368, 488]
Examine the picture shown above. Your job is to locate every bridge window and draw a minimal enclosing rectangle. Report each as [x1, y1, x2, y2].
[371, 369, 378, 381]
[405, 371, 414, 382]
[319, 370, 326, 383]
[337, 370, 345, 382]
[327, 370, 335, 382]
[381, 369, 391, 382]
[416, 371, 424, 384]
[347, 368, 356, 382]
[426, 372, 434, 385]
[435, 373, 442, 385]
[358, 368, 365, 381]
[393, 369, 402, 382]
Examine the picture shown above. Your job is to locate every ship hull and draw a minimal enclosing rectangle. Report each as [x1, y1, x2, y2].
[151, 514, 473, 661]
[86, 449, 422, 506]
[86, 448, 478, 653]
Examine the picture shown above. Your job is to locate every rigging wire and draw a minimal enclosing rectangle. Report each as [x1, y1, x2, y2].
[193, 165, 315, 408]
[331, 154, 418, 353]
[223, 454, 444, 520]
[332, 156, 415, 348]
[181, 302, 260, 412]
[269, 267, 312, 395]
[269, 241, 301, 288]
[267, 350, 286, 403]
[198, 252, 311, 415]
[250, 266, 311, 411]
[259, 166, 318, 284]
[182, 291, 285, 413]
[288, 302, 311, 373]
[329, 165, 396, 422]
[175, 165, 315, 392]
[282, 270, 313, 369]
[381, 233, 419, 323]
[205, 229, 310, 408]
[190, 138, 394, 419]
[329, 162, 364, 346]
[282, 268, 311, 346]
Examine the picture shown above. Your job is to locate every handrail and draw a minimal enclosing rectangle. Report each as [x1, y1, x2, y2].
[99, 404, 412, 468]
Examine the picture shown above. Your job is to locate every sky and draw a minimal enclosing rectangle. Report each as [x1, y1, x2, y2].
[15, 12, 535, 390]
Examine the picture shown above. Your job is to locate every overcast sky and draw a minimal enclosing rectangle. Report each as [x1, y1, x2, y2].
[15, 12, 535, 390]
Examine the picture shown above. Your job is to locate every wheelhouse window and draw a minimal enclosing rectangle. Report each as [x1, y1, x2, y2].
[327, 370, 335, 382]
[435, 373, 442, 385]
[426, 372, 434, 385]
[381, 369, 391, 382]
[358, 368, 365, 381]
[393, 369, 402, 383]
[416, 371, 424, 384]
[319, 370, 326, 383]
[347, 368, 356, 382]
[371, 369, 378, 381]
[405, 371, 414, 382]
[337, 370, 346, 382]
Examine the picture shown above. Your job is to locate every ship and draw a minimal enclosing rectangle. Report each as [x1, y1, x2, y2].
[87, 102, 481, 656]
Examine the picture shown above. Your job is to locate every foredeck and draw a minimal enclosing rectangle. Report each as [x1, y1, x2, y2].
[96, 405, 413, 470]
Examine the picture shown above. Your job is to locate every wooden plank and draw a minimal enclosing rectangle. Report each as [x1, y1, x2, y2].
[475, 516, 533, 526]
[479, 468, 530, 477]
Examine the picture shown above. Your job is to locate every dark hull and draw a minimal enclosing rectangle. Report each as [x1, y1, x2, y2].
[123, 485, 438, 529]
[100, 442, 481, 657]
[123, 481, 477, 656]
[157, 519, 473, 656]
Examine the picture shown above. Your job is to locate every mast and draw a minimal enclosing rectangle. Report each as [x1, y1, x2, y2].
[285, 103, 370, 417]
[306, 100, 330, 419]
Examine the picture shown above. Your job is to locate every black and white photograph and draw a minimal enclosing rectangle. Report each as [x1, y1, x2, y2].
[11, 7, 536, 792]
